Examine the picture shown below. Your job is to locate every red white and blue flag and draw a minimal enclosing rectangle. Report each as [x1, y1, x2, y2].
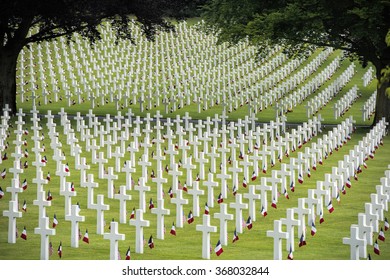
[346, 177, 352, 188]
[374, 239, 380, 255]
[283, 188, 289, 199]
[149, 198, 154, 209]
[215, 240, 223, 256]
[21, 226, 27, 240]
[187, 211, 194, 224]
[217, 193, 224, 204]
[251, 171, 257, 181]
[148, 235, 154, 249]
[327, 200, 334, 213]
[53, 214, 59, 228]
[168, 187, 173, 198]
[271, 197, 277, 209]
[22, 200, 27, 211]
[242, 177, 248, 188]
[170, 223, 176, 236]
[384, 218, 389, 231]
[47, 190, 53, 201]
[22, 179, 27, 190]
[378, 228, 385, 241]
[298, 173, 303, 184]
[299, 233, 306, 247]
[246, 216, 252, 230]
[290, 181, 295, 192]
[83, 229, 89, 243]
[125, 247, 131, 260]
[0, 187, 4, 198]
[130, 208, 135, 219]
[58, 242, 62, 258]
[311, 221, 317, 236]
[1, 168, 6, 179]
[232, 229, 239, 243]
[287, 245, 293, 260]
[319, 211, 324, 224]
[204, 203, 210, 215]
[261, 205, 267, 217]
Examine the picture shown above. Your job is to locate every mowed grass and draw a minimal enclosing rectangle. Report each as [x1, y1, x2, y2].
[1, 20, 388, 260]
[0, 116, 389, 260]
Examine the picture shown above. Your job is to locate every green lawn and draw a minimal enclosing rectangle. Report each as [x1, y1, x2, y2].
[1, 20, 388, 261]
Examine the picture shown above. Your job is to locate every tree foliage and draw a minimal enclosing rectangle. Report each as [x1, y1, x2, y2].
[202, 0, 390, 122]
[202, 0, 389, 71]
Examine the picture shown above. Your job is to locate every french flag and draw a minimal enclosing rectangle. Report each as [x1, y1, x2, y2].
[58, 242, 63, 258]
[187, 211, 194, 224]
[384, 218, 389, 231]
[204, 203, 210, 215]
[299, 233, 306, 247]
[1, 168, 6, 179]
[271, 197, 277, 209]
[65, 163, 70, 172]
[53, 214, 59, 228]
[82, 229, 89, 243]
[0, 187, 4, 199]
[125, 247, 131, 260]
[287, 246, 293, 260]
[262, 164, 267, 174]
[170, 223, 176, 236]
[130, 208, 135, 219]
[217, 193, 224, 204]
[378, 228, 385, 241]
[215, 240, 223, 256]
[346, 177, 352, 188]
[311, 222, 317, 236]
[47, 190, 53, 201]
[246, 216, 252, 230]
[242, 177, 248, 188]
[168, 187, 173, 198]
[261, 205, 267, 217]
[298, 173, 303, 184]
[22, 179, 28, 190]
[307, 168, 311, 178]
[374, 239, 380, 255]
[327, 201, 334, 213]
[148, 235, 154, 249]
[319, 211, 324, 224]
[251, 171, 257, 181]
[149, 198, 154, 210]
[284, 189, 289, 199]
[232, 229, 239, 243]
[290, 181, 295, 192]
[21, 226, 27, 240]
[232, 185, 237, 196]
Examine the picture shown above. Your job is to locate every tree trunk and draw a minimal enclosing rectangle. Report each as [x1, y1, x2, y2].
[374, 63, 390, 125]
[0, 48, 19, 116]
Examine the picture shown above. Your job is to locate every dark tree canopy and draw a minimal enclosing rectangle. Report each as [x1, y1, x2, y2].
[202, 0, 390, 122]
[0, 0, 196, 114]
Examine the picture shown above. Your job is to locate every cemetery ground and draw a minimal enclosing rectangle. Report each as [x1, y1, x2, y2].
[0, 116, 389, 260]
[1, 20, 389, 260]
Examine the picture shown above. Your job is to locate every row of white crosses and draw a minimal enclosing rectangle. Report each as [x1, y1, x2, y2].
[0, 104, 12, 158]
[0, 105, 361, 260]
[362, 90, 376, 122]
[269, 48, 334, 116]
[276, 53, 341, 117]
[19, 21, 285, 113]
[334, 85, 360, 119]
[18, 20, 353, 119]
[362, 66, 375, 87]
[267, 117, 387, 260]
[342, 118, 389, 259]
[305, 63, 356, 118]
